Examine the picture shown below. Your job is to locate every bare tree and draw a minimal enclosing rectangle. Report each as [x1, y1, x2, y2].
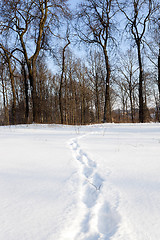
[115, 50, 139, 122]
[158, 17, 160, 99]
[76, 0, 119, 122]
[117, 0, 154, 122]
[87, 49, 106, 122]
[145, 1, 160, 103]
[59, 34, 70, 124]
[0, 0, 70, 123]
[0, 47, 17, 124]
[0, 57, 9, 124]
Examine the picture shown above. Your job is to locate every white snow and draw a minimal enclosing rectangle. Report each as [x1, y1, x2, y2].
[0, 123, 160, 240]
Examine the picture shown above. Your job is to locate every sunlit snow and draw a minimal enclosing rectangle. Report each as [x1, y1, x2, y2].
[0, 123, 160, 240]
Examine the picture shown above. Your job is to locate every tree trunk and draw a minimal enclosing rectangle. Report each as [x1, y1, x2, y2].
[137, 42, 144, 123]
[158, 45, 160, 99]
[59, 40, 70, 124]
[1, 75, 9, 124]
[8, 60, 16, 124]
[30, 60, 38, 123]
[59, 71, 64, 124]
[103, 50, 112, 123]
[64, 75, 68, 125]
[22, 63, 29, 123]
[80, 80, 86, 125]
[122, 93, 125, 122]
[129, 81, 134, 123]
[95, 72, 100, 122]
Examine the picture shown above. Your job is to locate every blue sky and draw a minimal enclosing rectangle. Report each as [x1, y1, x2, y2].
[69, 0, 81, 8]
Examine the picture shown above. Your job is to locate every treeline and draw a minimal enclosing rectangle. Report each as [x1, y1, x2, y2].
[0, 0, 160, 125]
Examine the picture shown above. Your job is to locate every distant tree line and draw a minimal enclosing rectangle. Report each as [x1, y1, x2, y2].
[0, 0, 159, 125]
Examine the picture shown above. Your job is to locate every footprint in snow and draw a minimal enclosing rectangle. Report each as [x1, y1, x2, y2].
[83, 184, 99, 208]
[81, 212, 91, 233]
[83, 166, 93, 178]
[92, 173, 104, 190]
[72, 142, 78, 150]
[82, 152, 96, 168]
[97, 202, 120, 239]
[75, 148, 82, 161]
[69, 137, 120, 240]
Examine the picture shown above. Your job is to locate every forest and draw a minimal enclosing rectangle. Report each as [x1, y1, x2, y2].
[0, 0, 159, 125]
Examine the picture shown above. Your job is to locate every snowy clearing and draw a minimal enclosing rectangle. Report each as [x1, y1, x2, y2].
[0, 123, 160, 240]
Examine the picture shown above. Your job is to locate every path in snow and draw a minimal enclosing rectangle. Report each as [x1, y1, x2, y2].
[1, 124, 160, 240]
[68, 135, 120, 240]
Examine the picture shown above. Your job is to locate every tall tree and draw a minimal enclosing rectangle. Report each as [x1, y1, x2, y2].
[76, 0, 118, 122]
[144, 1, 160, 120]
[0, 0, 70, 122]
[59, 37, 70, 124]
[117, 0, 153, 122]
[158, 17, 160, 99]
[87, 49, 106, 122]
[0, 47, 17, 124]
[0, 57, 9, 125]
[115, 50, 139, 122]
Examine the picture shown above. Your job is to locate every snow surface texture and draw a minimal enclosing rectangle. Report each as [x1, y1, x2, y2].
[0, 123, 160, 240]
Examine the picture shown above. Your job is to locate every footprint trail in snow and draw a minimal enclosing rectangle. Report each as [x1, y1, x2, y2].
[69, 135, 120, 240]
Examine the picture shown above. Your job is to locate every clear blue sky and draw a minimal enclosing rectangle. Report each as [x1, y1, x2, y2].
[69, 0, 81, 8]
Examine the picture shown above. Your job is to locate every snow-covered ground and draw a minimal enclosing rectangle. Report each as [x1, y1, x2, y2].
[0, 123, 160, 240]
